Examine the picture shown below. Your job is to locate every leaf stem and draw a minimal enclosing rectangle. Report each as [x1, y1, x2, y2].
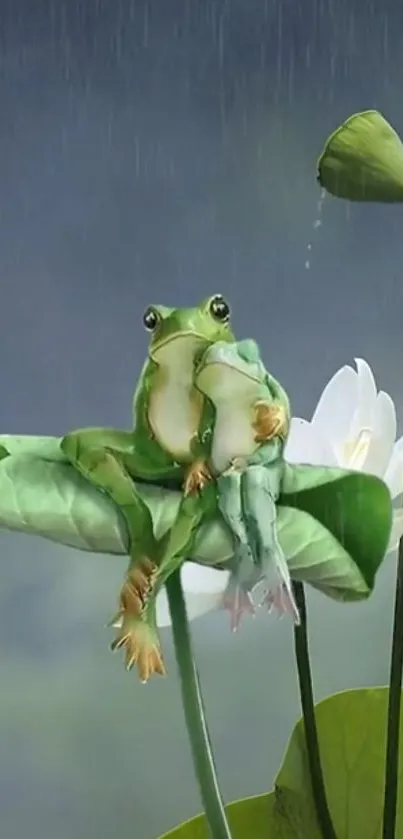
[292, 581, 337, 839]
[382, 536, 403, 839]
[166, 570, 233, 839]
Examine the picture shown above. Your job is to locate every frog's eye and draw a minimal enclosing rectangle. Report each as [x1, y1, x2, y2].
[209, 294, 230, 324]
[143, 306, 160, 332]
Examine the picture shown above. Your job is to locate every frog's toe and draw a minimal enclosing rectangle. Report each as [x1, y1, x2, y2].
[110, 617, 166, 682]
[220, 585, 255, 632]
[261, 584, 300, 624]
[184, 459, 212, 495]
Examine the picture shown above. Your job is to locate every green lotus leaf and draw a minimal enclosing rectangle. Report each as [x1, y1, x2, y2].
[0, 444, 9, 460]
[0, 455, 391, 603]
[317, 110, 403, 202]
[157, 792, 294, 838]
[275, 686, 403, 838]
[280, 466, 392, 599]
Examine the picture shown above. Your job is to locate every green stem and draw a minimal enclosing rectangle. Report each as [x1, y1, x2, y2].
[166, 570, 233, 839]
[382, 536, 403, 839]
[292, 581, 337, 839]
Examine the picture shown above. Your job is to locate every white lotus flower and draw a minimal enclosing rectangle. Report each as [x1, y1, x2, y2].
[156, 358, 403, 628]
[285, 358, 403, 551]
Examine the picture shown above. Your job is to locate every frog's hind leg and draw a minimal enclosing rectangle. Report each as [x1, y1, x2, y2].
[216, 469, 255, 581]
[242, 464, 300, 624]
[110, 490, 206, 680]
[61, 428, 165, 678]
[61, 427, 158, 580]
[214, 468, 258, 630]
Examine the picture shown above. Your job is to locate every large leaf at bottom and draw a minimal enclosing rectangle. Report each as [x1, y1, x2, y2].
[280, 464, 392, 593]
[157, 792, 294, 839]
[275, 687, 403, 839]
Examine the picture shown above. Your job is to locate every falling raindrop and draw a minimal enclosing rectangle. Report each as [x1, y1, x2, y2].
[304, 187, 326, 269]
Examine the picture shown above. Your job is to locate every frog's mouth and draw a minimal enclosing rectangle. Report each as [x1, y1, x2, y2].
[150, 333, 213, 366]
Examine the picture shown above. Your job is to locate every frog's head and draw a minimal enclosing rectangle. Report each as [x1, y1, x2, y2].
[143, 295, 235, 367]
[195, 339, 266, 401]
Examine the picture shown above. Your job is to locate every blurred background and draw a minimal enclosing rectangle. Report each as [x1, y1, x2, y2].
[0, 0, 402, 837]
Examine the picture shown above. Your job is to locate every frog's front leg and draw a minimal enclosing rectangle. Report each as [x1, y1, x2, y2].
[183, 420, 214, 496]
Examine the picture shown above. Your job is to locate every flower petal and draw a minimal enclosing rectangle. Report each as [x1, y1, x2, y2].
[348, 358, 378, 438]
[285, 417, 338, 466]
[384, 437, 403, 498]
[156, 563, 230, 627]
[360, 391, 397, 477]
[387, 508, 403, 553]
[310, 364, 359, 446]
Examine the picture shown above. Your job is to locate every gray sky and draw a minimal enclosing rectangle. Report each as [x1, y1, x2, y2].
[0, 1, 403, 837]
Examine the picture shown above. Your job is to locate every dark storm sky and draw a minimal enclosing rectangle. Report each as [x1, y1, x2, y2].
[0, 1, 403, 838]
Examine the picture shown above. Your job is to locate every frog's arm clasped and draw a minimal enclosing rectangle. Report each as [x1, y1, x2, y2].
[252, 372, 291, 444]
[265, 371, 291, 418]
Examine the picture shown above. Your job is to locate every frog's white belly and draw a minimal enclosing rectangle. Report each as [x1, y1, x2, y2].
[211, 406, 257, 474]
[148, 374, 203, 462]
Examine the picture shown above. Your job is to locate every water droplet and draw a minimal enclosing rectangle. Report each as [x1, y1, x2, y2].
[304, 188, 326, 269]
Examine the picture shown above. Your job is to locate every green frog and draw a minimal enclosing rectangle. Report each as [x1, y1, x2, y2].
[61, 295, 234, 677]
[194, 338, 299, 628]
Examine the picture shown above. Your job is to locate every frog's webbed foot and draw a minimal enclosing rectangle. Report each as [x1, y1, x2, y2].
[220, 582, 256, 632]
[110, 615, 166, 682]
[252, 402, 288, 443]
[253, 542, 300, 624]
[260, 582, 300, 625]
[108, 558, 166, 681]
[184, 458, 212, 496]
